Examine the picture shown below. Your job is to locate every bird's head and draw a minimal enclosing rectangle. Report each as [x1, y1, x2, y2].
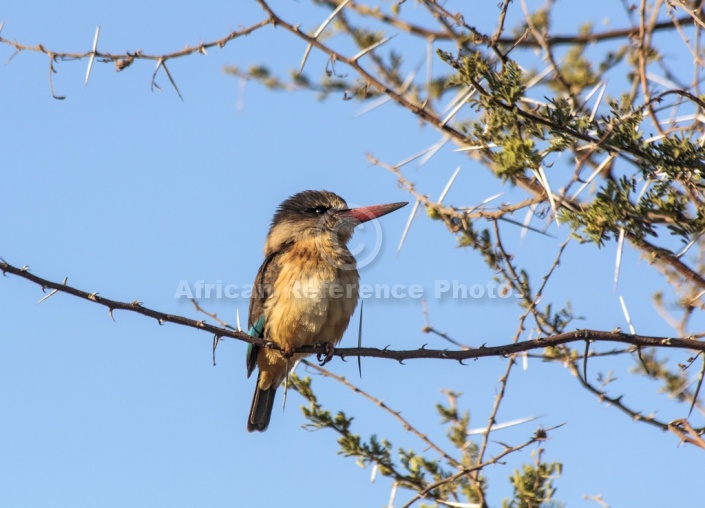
[264, 190, 407, 256]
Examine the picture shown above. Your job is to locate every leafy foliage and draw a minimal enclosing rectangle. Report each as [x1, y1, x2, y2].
[291, 374, 558, 507]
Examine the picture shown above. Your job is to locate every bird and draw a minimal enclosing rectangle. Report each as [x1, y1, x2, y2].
[246, 190, 407, 432]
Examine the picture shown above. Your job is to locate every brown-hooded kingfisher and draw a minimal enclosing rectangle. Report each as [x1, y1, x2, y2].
[246, 190, 407, 432]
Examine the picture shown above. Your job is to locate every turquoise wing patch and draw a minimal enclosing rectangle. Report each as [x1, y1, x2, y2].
[246, 315, 265, 378]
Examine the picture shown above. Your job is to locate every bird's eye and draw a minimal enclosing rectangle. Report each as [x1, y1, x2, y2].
[308, 205, 330, 215]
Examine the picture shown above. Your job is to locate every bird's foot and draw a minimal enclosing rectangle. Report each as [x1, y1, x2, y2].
[317, 342, 335, 366]
[281, 345, 296, 358]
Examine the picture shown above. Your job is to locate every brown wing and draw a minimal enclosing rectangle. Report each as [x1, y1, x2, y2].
[246, 247, 288, 377]
[248, 250, 285, 329]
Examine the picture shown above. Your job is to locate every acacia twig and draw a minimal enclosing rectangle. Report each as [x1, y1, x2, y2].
[2, 259, 705, 361]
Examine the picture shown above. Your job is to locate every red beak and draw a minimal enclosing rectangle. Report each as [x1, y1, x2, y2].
[341, 201, 408, 223]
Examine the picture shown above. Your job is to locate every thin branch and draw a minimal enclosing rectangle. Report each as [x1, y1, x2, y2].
[564, 353, 678, 432]
[669, 418, 705, 449]
[316, 0, 696, 48]
[255, 0, 466, 142]
[0, 19, 271, 97]
[3, 259, 705, 362]
[190, 298, 237, 330]
[0, 20, 270, 64]
[302, 360, 464, 469]
[401, 427, 557, 508]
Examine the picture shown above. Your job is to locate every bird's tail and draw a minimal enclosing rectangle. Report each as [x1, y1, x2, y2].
[247, 376, 277, 432]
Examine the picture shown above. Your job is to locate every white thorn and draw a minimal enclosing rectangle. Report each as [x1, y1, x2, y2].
[614, 228, 625, 291]
[386, 482, 398, 508]
[619, 295, 636, 335]
[298, 0, 351, 74]
[84, 25, 100, 86]
[533, 165, 559, 225]
[370, 463, 378, 483]
[520, 203, 538, 243]
[467, 414, 543, 435]
[438, 167, 461, 204]
[352, 34, 396, 62]
[570, 154, 614, 201]
[441, 86, 476, 126]
[675, 232, 703, 258]
[418, 135, 449, 166]
[397, 199, 421, 255]
[589, 81, 607, 122]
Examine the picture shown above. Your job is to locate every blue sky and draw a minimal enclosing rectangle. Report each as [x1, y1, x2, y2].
[1, 1, 703, 507]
